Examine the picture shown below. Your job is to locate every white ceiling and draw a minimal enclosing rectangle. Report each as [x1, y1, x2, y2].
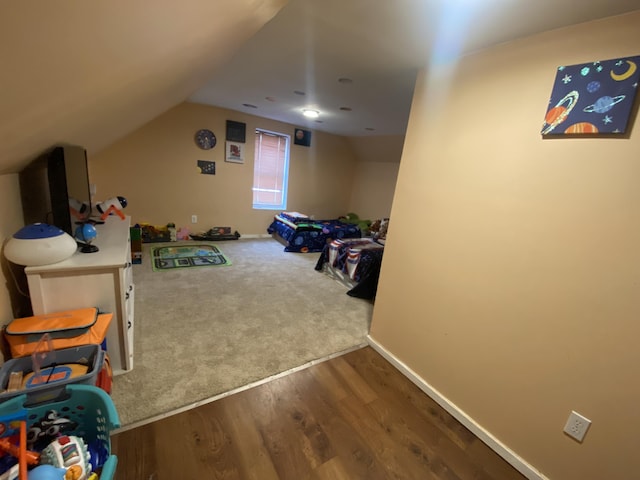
[189, 0, 640, 137]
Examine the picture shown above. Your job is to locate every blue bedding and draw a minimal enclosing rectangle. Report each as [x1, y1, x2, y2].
[314, 238, 384, 299]
[268, 214, 361, 253]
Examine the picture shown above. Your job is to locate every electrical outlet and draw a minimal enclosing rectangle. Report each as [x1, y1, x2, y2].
[563, 410, 591, 442]
[191, 215, 198, 224]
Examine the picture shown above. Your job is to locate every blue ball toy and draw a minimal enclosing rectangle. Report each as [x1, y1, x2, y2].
[27, 465, 66, 479]
[74, 223, 99, 253]
[75, 223, 97, 244]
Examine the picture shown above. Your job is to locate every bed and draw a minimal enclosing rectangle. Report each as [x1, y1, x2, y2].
[314, 237, 385, 300]
[267, 211, 362, 253]
[314, 218, 388, 299]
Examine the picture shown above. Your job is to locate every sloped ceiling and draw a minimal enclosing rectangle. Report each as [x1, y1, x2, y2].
[2, 1, 639, 174]
[190, 0, 640, 138]
[0, 0, 288, 175]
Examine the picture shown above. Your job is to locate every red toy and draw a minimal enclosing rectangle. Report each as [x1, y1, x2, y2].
[0, 421, 40, 479]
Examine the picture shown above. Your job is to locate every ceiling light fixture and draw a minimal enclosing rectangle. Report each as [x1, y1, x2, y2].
[302, 109, 320, 119]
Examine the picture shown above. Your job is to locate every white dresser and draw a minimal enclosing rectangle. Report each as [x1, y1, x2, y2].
[25, 215, 134, 375]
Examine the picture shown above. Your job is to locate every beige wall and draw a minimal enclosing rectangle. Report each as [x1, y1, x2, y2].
[346, 135, 402, 220]
[346, 135, 405, 165]
[90, 102, 362, 235]
[370, 11, 640, 480]
[349, 161, 399, 220]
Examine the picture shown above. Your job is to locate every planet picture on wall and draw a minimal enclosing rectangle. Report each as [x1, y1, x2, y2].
[582, 95, 625, 114]
[564, 122, 599, 134]
[610, 59, 637, 81]
[541, 55, 640, 135]
[542, 90, 578, 134]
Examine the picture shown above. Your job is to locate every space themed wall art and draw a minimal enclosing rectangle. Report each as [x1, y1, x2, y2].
[541, 55, 640, 135]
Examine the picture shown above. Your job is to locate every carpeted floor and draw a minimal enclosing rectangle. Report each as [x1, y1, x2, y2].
[111, 237, 372, 428]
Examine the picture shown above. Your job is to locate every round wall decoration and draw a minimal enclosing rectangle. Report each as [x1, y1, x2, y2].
[194, 129, 217, 150]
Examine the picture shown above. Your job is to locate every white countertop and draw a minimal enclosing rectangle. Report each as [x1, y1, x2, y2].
[25, 215, 131, 274]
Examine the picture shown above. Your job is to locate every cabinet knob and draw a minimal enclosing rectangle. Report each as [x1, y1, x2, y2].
[125, 292, 130, 300]
[128, 320, 132, 329]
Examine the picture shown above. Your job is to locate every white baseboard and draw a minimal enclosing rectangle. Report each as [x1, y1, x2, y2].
[367, 335, 548, 480]
[239, 233, 272, 239]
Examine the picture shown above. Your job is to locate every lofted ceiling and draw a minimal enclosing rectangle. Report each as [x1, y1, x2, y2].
[1, 0, 640, 174]
[189, 0, 640, 137]
[0, 0, 288, 175]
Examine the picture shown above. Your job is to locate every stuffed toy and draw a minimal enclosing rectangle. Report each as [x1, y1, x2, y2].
[341, 213, 372, 235]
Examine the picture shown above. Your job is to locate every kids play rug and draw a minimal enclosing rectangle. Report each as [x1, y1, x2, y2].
[151, 244, 231, 271]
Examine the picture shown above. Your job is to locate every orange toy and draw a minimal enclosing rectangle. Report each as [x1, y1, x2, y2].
[0, 421, 40, 480]
[0, 435, 40, 467]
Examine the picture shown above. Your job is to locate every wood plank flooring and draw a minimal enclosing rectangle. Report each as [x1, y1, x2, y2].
[111, 346, 527, 479]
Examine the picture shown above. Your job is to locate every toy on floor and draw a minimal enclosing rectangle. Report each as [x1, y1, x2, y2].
[40, 436, 91, 480]
[22, 365, 89, 390]
[26, 467, 97, 480]
[27, 412, 78, 451]
[189, 227, 241, 241]
[26, 465, 66, 479]
[340, 212, 372, 235]
[0, 421, 38, 480]
[176, 227, 190, 241]
[0, 437, 40, 466]
[0, 432, 97, 480]
[167, 223, 177, 241]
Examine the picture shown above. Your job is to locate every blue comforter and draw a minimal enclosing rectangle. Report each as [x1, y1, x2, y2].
[268, 215, 361, 253]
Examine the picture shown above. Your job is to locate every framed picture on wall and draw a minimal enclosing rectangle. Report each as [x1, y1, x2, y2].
[541, 55, 640, 135]
[197, 160, 216, 175]
[294, 128, 311, 146]
[226, 120, 246, 143]
[225, 141, 244, 163]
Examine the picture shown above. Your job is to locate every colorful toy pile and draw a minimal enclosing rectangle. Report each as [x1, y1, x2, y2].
[0, 308, 119, 479]
[0, 385, 119, 479]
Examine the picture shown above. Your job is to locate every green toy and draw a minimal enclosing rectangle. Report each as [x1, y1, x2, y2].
[341, 213, 372, 235]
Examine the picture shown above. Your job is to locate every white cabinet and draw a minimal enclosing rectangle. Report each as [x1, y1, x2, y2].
[25, 215, 134, 375]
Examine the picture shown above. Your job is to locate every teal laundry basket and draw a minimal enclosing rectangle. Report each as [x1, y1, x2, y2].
[0, 384, 120, 479]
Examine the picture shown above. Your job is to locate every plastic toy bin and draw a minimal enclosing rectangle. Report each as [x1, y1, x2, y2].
[0, 344, 104, 404]
[0, 384, 120, 479]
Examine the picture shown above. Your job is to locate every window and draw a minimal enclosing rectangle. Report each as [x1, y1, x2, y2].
[253, 129, 290, 210]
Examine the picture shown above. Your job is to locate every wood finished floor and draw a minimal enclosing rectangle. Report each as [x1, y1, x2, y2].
[111, 346, 527, 480]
